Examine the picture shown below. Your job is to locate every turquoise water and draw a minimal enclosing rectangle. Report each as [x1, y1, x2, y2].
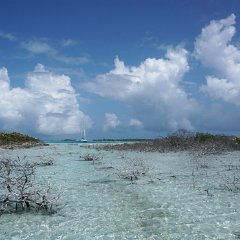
[0, 144, 240, 239]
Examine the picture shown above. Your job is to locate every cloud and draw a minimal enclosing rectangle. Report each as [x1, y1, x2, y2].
[198, 102, 240, 132]
[55, 55, 89, 65]
[0, 31, 17, 41]
[129, 118, 143, 128]
[103, 113, 121, 131]
[21, 40, 89, 65]
[0, 64, 92, 135]
[0, 67, 10, 92]
[61, 39, 78, 47]
[84, 47, 198, 131]
[21, 41, 55, 54]
[203, 76, 240, 104]
[195, 14, 240, 105]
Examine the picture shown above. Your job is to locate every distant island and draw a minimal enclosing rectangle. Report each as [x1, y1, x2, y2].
[63, 138, 78, 142]
[0, 132, 45, 149]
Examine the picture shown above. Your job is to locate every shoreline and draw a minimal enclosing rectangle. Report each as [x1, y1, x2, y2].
[0, 142, 47, 149]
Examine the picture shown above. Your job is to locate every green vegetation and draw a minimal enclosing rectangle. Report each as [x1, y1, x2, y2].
[235, 137, 240, 145]
[195, 132, 215, 142]
[0, 132, 43, 147]
[195, 132, 230, 142]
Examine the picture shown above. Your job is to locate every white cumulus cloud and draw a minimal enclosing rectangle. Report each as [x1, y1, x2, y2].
[195, 14, 240, 105]
[84, 47, 198, 131]
[0, 64, 92, 135]
[103, 113, 121, 132]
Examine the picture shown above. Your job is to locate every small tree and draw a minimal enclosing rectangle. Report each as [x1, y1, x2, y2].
[80, 153, 101, 165]
[36, 156, 54, 166]
[115, 158, 149, 182]
[0, 156, 58, 214]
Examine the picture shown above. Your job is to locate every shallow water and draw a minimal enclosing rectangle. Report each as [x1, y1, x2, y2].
[0, 144, 240, 239]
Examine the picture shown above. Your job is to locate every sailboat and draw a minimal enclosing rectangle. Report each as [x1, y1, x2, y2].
[81, 127, 87, 142]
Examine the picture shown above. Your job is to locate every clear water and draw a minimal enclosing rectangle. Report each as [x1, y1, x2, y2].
[0, 144, 240, 240]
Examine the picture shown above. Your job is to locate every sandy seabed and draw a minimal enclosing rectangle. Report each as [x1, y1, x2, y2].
[0, 143, 240, 240]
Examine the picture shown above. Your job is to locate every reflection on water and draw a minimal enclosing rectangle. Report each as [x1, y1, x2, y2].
[0, 144, 240, 239]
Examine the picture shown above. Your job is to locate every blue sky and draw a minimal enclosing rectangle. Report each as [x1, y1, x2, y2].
[0, 0, 240, 139]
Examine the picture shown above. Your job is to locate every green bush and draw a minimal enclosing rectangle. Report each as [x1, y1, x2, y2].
[235, 137, 240, 145]
[195, 133, 215, 142]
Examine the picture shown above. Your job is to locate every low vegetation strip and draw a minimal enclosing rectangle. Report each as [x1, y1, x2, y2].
[98, 132, 240, 153]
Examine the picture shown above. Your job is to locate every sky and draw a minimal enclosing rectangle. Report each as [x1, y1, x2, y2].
[0, 0, 240, 140]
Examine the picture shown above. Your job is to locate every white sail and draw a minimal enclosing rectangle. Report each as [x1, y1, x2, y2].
[81, 127, 87, 142]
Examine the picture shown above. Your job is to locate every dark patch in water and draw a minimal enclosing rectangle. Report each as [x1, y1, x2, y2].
[233, 231, 240, 239]
[95, 166, 114, 170]
[88, 179, 118, 184]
